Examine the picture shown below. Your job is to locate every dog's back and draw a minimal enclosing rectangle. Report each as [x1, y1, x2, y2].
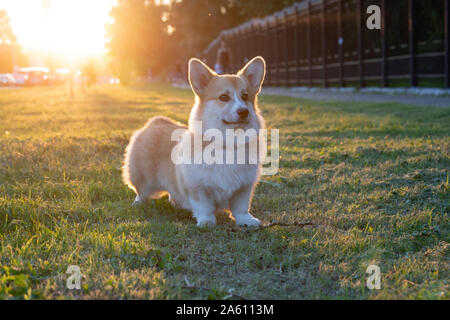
[122, 116, 187, 203]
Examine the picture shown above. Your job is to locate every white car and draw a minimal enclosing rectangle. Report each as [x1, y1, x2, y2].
[0, 73, 16, 86]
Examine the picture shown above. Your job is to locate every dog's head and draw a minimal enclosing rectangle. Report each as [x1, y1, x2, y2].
[187, 56, 266, 134]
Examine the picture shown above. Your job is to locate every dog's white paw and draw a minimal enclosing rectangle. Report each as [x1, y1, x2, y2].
[235, 214, 262, 227]
[168, 194, 181, 209]
[196, 216, 217, 227]
[132, 195, 144, 206]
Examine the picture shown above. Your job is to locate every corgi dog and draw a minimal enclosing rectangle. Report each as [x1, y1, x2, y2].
[122, 56, 266, 227]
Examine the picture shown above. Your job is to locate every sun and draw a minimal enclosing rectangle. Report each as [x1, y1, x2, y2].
[1, 0, 116, 59]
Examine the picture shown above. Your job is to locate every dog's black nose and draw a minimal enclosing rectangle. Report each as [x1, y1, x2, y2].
[237, 108, 249, 119]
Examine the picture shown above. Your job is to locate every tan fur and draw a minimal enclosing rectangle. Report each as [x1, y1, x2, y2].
[122, 116, 186, 199]
[122, 57, 266, 227]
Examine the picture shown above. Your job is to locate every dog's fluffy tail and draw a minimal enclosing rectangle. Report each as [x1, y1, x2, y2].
[122, 130, 140, 194]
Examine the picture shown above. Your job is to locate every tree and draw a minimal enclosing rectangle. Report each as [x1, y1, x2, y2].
[168, 0, 300, 60]
[106, 0, 302, 82]
[0, 10, 16, 44]
[106, 0, 174, 83]
[0, 10, 17, 73]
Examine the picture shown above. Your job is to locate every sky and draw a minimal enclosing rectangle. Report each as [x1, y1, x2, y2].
[0, 0, 117, 59]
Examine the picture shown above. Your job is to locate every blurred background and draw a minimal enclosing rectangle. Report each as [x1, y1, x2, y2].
[0, 0, 448, 89]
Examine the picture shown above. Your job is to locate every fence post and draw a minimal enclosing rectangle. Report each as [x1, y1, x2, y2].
[294, 5, 300, 86]
[307, 1, 313, 86]
[274, 17, 279, 86]
[238, 28, 243, 67]
[251, 24, 255, 60]
[338, 0, 344, 87]
[234, 31, 239, 72]
[250, 21, 256, 59]
[241, 26, 247, 64]
[408, 0, 417, 87]
[445, 0, 450, 88]
[258, 20, 264, 57]
[283, 12, 289, 86]
[265, 21, 271, 85]
[321, 0, 328, 88]
[242, 27, 246, 66]
[229, 31, 234, 72]
[235, 31, 240, 72]
[357, 0, 364, 88]
[381, 0, 388, 87]
[245, 24, 250, 61]
[254, 21, 260, 57]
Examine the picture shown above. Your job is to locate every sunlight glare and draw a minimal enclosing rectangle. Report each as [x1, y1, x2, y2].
[1, 0, 117, 58]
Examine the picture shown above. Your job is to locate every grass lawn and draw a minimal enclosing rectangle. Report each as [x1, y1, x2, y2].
[0, 83, 448, 299]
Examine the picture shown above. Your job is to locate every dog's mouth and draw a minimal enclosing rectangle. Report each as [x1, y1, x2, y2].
[222, 119, 249, 125]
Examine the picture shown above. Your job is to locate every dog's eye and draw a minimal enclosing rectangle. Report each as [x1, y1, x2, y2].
[241, 93, 248, 101]
[219, 94, 230, 102]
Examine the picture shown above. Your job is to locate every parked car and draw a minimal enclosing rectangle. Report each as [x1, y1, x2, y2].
[13, 72, 27, 85]
[0, 73, 16, 86]
[15, 67, 50, 86]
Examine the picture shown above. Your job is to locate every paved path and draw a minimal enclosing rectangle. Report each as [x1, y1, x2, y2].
[261, 87, 450, 108]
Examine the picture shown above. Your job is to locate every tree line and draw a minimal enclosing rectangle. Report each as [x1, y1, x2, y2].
[106, 0, 299, 83]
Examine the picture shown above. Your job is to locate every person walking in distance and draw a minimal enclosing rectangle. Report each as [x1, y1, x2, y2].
[215, 41, 232, 75]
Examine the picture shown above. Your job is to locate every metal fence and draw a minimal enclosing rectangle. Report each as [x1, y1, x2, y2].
[202, 0, 450, 88]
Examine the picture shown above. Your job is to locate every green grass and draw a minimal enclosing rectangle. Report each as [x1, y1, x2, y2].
[0, 83, 448, 299]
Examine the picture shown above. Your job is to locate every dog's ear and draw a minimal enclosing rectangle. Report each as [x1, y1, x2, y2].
[238, 56, 266, 94]
[188, 58, 215, 96]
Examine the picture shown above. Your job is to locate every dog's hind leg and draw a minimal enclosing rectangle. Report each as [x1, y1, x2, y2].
[132, 194, 144, 206]
[168, 194, 181, 209]
[133, 182, 161, 206]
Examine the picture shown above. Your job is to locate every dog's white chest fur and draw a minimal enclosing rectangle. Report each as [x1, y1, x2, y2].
[180, 161, 259, 208]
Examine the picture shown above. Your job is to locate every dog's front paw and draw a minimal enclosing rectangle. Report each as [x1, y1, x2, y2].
[196, 216, 217, 227]
[235, 213, 262, 227]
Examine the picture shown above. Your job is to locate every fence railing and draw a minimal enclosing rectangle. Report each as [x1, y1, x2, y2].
[202, 0, 450, 88]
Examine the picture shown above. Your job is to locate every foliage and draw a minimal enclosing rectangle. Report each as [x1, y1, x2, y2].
[0, 10, 16, 43]
[106, 0, 301, 82]
[0, 10, 16, 73]
[106, 0, 175, 82]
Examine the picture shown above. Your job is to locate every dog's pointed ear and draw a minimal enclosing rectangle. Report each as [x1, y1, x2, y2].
[238, 56, 266, 94]
[188, 58, 215, 96]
